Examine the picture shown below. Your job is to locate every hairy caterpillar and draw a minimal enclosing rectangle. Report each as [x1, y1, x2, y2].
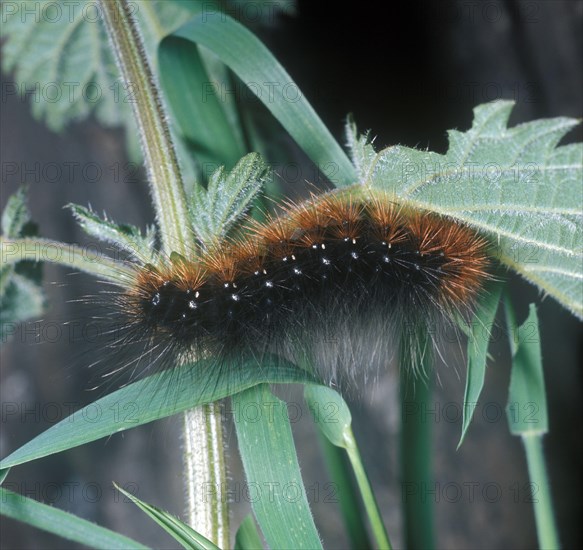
[108, 190, 493, 386]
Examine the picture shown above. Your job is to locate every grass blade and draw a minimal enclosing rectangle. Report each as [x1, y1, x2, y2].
[114, 483, 219, 550]
[0, 357, 313, 470]
[161, 13, 356, 187]
[458, 280, 504, 447]
[0, 487, 148, 549]
[234, 515, 263, 550]
[159, 37, 245, 171]
[233, 384, 322, 550]
[315, 435, 372, 549]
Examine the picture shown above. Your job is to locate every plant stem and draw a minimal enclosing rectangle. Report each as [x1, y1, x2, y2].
[344, 428, 392, 550]
[316, 433, 372, 549]
[400, 338, 435, 550]
[522, 434, 560, 549]
[183, 405, 230, 549]
[99, 2, 229, 546]
[98, 0, 192, 257]
[0, 237, 134, 284]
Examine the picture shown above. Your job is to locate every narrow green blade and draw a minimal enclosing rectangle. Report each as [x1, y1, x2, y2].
[505, 303, 548, 435]
[159, 37, 245, 170]
[160, 13, 356, 187]
[458, 280, 504, 447]
[233, 384, 322, 550]
[0, 487, 148, 549]
[0, 357, 313, 470]
[234, 515, 264, 550]
[114, 484, 219, 550]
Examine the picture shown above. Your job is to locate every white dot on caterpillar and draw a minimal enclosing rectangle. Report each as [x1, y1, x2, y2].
[231, 294, 240, 302]
[188, 300, 197, 309]
[265, 280, 273, 288]
[351, 251, 359, 260]
[322, 257, 331, 265]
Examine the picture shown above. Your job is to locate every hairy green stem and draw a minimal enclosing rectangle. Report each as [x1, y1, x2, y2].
[98, 0, 192, 257]
[99, 1, 228, 545]
[183, 405, 230, 548]
[0, 237, 133, 284]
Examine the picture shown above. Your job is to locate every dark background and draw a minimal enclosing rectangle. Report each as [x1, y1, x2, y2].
[1, 1, 582, 548]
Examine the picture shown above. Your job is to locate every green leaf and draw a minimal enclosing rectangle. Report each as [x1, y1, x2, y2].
[0, 273, 46, 342]
[68, 204, 156, 260]
[312, 435, 371, 550]
[0, 468, 9, 485]
[233, 384, 322, 550]
[161, 12, 356, 187]
[0, 356, 313, 470]
[349, 100, 583, 318]
[345, 116, 376, 184]
[0, 188, 46, 342]
[304, 385, 351, 449]
[190, 153, 268, 244]
[234, 515, 263, 550]
[0, 487, 148, 549]
[1, 187, 31, 237]
[505, 303, 548, 435]
[458, 280, 504, 447]
[114, 484, 219, 550]
[159, 36, 246, 172]
[0, 0, 195, 133]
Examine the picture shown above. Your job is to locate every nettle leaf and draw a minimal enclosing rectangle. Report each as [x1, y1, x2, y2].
[0, 0, 195, 135]
[0, 188, 46, 343]
[190, 153, 268, 245]
[345, 117, 376, 184]
[2, 187, 31, 237]
[349, 100, 583, 318]
[68, 204, 156, 261]
[1, 0, 295, 150]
